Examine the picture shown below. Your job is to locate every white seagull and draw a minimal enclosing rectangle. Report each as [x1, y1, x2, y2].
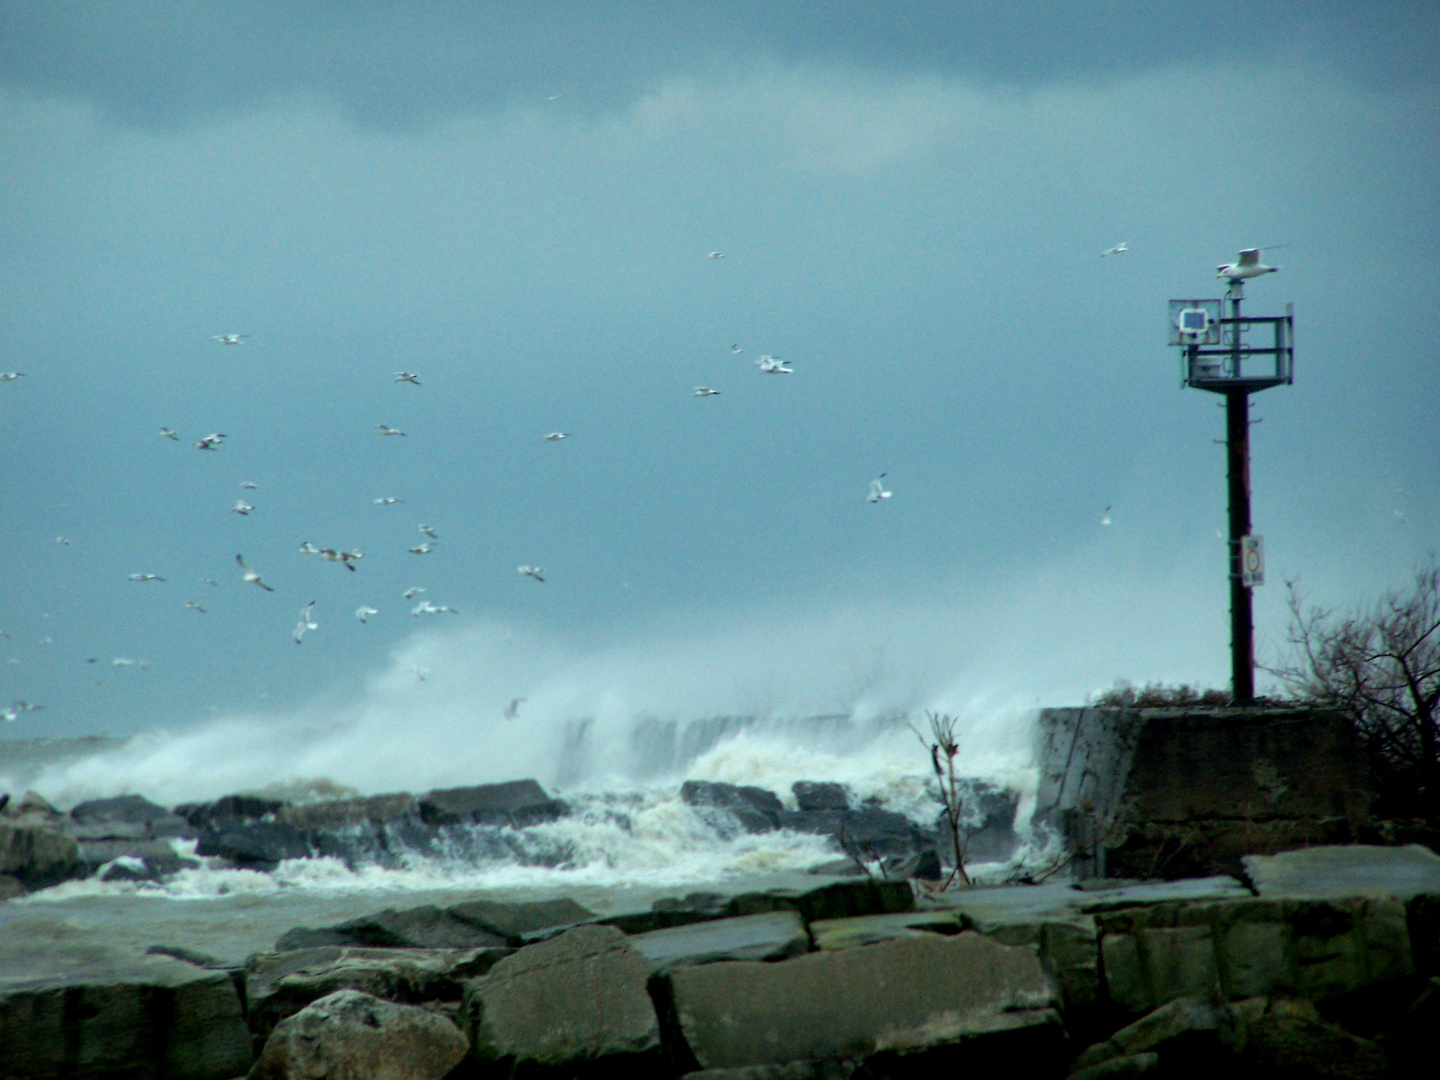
[200, 576, 219, 587]
[236, 554, 274, 591]
[195, 433, 227, 451]
[409, 543, 433, 555]
[394, 372, 421, 385]
[185, 600, 206, 613]
[518, 565, 545, 583]
[55, 536, 70, 545]
[731, 344, 743, 354]
[129, 573, 165, 582]
[417, 524, 438, 540]
[212, 334, 248, 345]
[693, 387, 720, 397]
[1102, 241, 1129, 257]
[707, 251, 725, 259]
[298, 541, 321, 555]
[293, 601, 318, 645]
[373, 496, 403, 506]
[159, 427, 179, 440]
[1101, 506, 1113, 526]
[411, 601, 459, 616]
[241, 480, 258, 489]
[320, 548, 362, 570]
[2, 701, 42, 722]
[867, 474, 892, 503]
[0, 372, 25, 382]
[403, 586, 426, 599]
[544, 432, 569, 442]
[355, 606, 378, 623]
[376, 425, 406, 437]
[1217, 248, 1279, 282]
[231, 499, 254, 515]
[756, 355, 793, 374]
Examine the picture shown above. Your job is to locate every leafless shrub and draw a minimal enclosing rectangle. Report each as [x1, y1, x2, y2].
[1269, 559, 1440, 822]
[910, 711, 971, 889]
[1088, 680, 1230, 708]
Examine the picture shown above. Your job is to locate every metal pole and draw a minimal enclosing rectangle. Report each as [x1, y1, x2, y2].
[1225, 388, 1255, 704]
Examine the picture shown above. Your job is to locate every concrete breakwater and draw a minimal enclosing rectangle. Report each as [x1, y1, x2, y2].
[3, 845, 1440, 1078]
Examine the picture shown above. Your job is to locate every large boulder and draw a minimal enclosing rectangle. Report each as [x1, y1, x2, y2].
[275, 905, 509, 952]
[775, 807, 920, 860]
[682, 780, 784, 833]
[631, 911, 811, 969]
[244, 945, 508, 1051]
[0, 791, 85, 891]
[1242, 843, 1440, 901]
[446, 896, 595, 944]
[792, 781, 851, 812]
[417, 779, 567, 828]
[0, 945, 252, 1079]
[724, 878, 914, 922]
[278, 792, 417, 830]
[250, 989, 468, 1080]
[462, 923, 662, 1072]
[195, 818, 312, 871]
[667, 930, 1060, 1070]
[174, 793, 286, 830]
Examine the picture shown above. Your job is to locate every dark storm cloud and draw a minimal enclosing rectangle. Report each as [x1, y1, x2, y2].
[2, 1, 1436, 128]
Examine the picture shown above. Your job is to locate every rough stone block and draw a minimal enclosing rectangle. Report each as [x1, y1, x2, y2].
[792, 781, 851, 812]
[1102, 925, 1218, 1014]
[250, 988, 468, 1080]
[275, 905, 508, 952]
[463, 923, 661, 1070]
[0, 816, 85, 890]
[683, 781, 784, 833]
[195, 819, 311, 870]
[633, 911, 810, 968]
[418, 779, 567, 828]
[983, 915, 1101, 1011]
[808, 910, 962, 951]
[278, 792, 417, 830]
[725, 878, 914, 923]
[1244, 844, 1440, 901]
[446, 896, 594, 943]
[668, 930, 1057, 1069]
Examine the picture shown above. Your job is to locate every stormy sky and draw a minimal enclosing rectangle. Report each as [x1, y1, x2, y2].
[2, 2, 1437, 743]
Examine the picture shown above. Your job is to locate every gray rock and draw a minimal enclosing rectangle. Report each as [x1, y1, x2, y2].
[417, 778, 567, 828]
[683, 780, 783, 833]
[275, 905, 508, 952]
[70, 793, 171, 827]
[0, 804, 85, 890]
[1221, 996, 1387, 1078]
[1067, 1052, 1160, 1079]
[1072, 995, 1223, 1070]
[277, 792, 417, 830]
[250, 988, 468, 1080]
[463, 923, 661, 1070]
[684, 1063, 863, 1080]
[776, 807, 919, 859]
[808, 909, 963, 951]
[0, 946, 252, 1080]
[725, 878, 915, 922]
[446, 896, 595, 943]
[196, 818, 312, 870]
[668, 930, 1059, 1069]
[632, 911, 811, 969]
[792, 781, 851, 812]
[244, 945, 508, 1050]
[1243, 844, 1440, 901]
[174, 793, 285, 830]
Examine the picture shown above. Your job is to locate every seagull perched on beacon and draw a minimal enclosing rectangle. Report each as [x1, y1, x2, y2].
[544, 432, 569, 442]
[159, 427, 179, 440]
[1217, 248, 1279, 282]
[236, 554, 274, 591]
[394, 372, 421, 385]
[375, 425, 406, 437]
[409, 543, 433, 556]
[129, 573, 165, 583]
[756, 355, 792, 374]
[1102, 241, 1129, 257]
[373, 496, 402, 506]
[195, 433, 227, 451]
[693, 387, 720, 397]
[0, 372, 25, 382]
[867, 474, 892, 503]
[355, 606, 378, 623]
[293, 601, 318, 645]
[518, 565, 545, 583]
[403, 586, 426, 599]
[212, 334, 247, 345]
[231, 499, 254, 516]
[417, 524, 438, 540]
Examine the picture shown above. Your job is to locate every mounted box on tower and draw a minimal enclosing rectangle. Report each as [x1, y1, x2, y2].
[1168, 298, 1293, 392]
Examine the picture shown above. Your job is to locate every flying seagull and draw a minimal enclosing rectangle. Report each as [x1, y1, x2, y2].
[212, 334, 247, 345]
[544, 432, 569, 442]
[158, 427, 179, 440]
[320, 548, 363, 570]
[355, 606, 378, 623]
[375, 425, 406, 436]
[394, 372, 421, 385]
[128, 573, 165, 582]
[236, 554, 274, 591]
[403, 586, 426, 599]
[241, 480, 258, 489]
[185, 600, 206, 613]
[195, 433, 227, 451]
[2, 701, 43, 722]
[417, 524, 438, 539]
[1217, 248, 1279, 282]
[408, 543, 433, 556]
[231, 499, 254, 515]
[293, 601, 318, 645]
[867, 474, 892, 503]
[518, 565, 545, 583]
[55, 536, 70, 545]
[503, 697, 525, 720]
[693, 387, 720, 397]
[1101, 506, 1113, 526]
[298, 541, 321, 555]
[756, 355, 793, 374]
[373, 496, 403, 506]
[707, 251, 725, 259]
[731, 345, 743, 354]
[200, 577, 219, 587]
[1102, 241, 1129, 257]
[411, 601, 459, 616]
[0, 372, 25, 382]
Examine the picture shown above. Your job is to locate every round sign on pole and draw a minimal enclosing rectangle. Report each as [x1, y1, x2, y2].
[1241, 535, 1264, 587]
